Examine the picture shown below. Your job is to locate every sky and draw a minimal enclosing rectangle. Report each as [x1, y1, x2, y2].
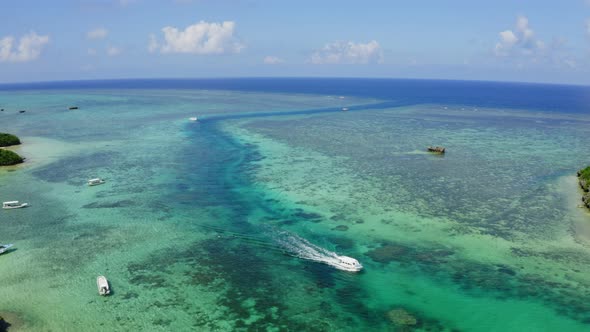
[1, 0, 590, 85]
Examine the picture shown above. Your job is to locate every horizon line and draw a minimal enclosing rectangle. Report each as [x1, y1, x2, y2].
[0, 76, 587, 89]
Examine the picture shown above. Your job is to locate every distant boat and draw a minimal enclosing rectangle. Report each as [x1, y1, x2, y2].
[338, 96, 345, 99]
[88, 178, 106, 186]
[0, 244, 13, 255]
[341, 107, 349, 111]
[2, 201, 28, 209]
[68, 106, 79, 110]
[189, 117, 198, 121]
[97, 276, 111, 296]
[333, 256, 363, 272]
[19, 110, 26, 113]
[427, 146, 446, 154]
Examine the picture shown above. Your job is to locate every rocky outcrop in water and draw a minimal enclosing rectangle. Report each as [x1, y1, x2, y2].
[0, 315, 10, 332]
[578, 167, 590, 209]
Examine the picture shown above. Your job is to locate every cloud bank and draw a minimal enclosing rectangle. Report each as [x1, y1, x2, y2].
[149, 20, 243, 55]
[0, 32, 49, 63]
[310, 40, 383, 64]
[263, 55, 283, 64]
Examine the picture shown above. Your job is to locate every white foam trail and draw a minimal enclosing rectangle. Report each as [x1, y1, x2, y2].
[275, 231, 362, 272]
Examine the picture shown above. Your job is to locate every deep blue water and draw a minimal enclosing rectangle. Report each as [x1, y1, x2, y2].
[2, 78, 590, 114]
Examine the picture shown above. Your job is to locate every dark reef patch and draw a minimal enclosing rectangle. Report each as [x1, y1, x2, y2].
[152, 318, 172, 326]
[121, 291, 139, 300]
[292, 209, 323, 221]
[326, 236, 355, 250]
[331, 225, 349, 231]
[32, 151, 120, 184]
[366, 241, 590, 323]
[82, 200, 136, 209]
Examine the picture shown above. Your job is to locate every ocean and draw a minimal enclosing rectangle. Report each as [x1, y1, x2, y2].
[0, 78, 589, 331]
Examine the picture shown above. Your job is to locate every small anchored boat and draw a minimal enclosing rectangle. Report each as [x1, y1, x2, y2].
[2, 201, 28, 209]
[97, 276, 111, 296]
[68, 106, 79, 110]
[332, 256, 363, 272]
[427, 146, 446, 154]
[87, 178, 105, 186]
[341, 107, 349, 111]
[0, 244, 13, 255]
[189, 117, 198, 121]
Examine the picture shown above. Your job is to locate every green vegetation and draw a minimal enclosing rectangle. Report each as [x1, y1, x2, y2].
[578, 166, 590, 189]
[578, 166, 590, 209]
[0, 149, 24, 166]
[0, 133, 21, 147]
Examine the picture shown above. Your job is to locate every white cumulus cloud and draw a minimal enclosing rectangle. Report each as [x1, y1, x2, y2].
[149, 20, 243, 55]
[310, 40, 383, 64]
[263, 55, 283, 64]
[0, 32, 50, 63]
[494, 16, 545, 57]
[107, 46, 121, 56]
[87, 28, 108, 40]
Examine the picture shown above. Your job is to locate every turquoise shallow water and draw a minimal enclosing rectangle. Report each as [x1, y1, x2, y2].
[0, 82, 590, 331]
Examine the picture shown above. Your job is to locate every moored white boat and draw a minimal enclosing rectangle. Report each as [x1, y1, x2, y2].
[88, 178, 105, 186]
[2, 201, 28, 209]
[341, 107, 349, 111]
[97, 276, 111, 296]
[189, 117, 198, 121]
[0, 244, 13, 255]
[330, 255, 363, 272]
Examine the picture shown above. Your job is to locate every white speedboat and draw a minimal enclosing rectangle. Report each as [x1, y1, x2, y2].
[97, 276, 110, 296]
[189, 117, 198, 121]
[341, 107, 349, 111]
[331, 256, 363, 272]
[0, 244, 13, 255]
[2, 201, 28, 209]
[88, 178, 105, 186]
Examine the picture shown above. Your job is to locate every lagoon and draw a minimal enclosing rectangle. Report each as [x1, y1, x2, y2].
[1, 79, 590, 331]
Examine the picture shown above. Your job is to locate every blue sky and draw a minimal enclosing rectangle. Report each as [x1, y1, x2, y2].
[1, 0, 590, 84]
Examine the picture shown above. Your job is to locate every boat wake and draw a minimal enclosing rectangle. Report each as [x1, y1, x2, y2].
[275, 231, 363, 272]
